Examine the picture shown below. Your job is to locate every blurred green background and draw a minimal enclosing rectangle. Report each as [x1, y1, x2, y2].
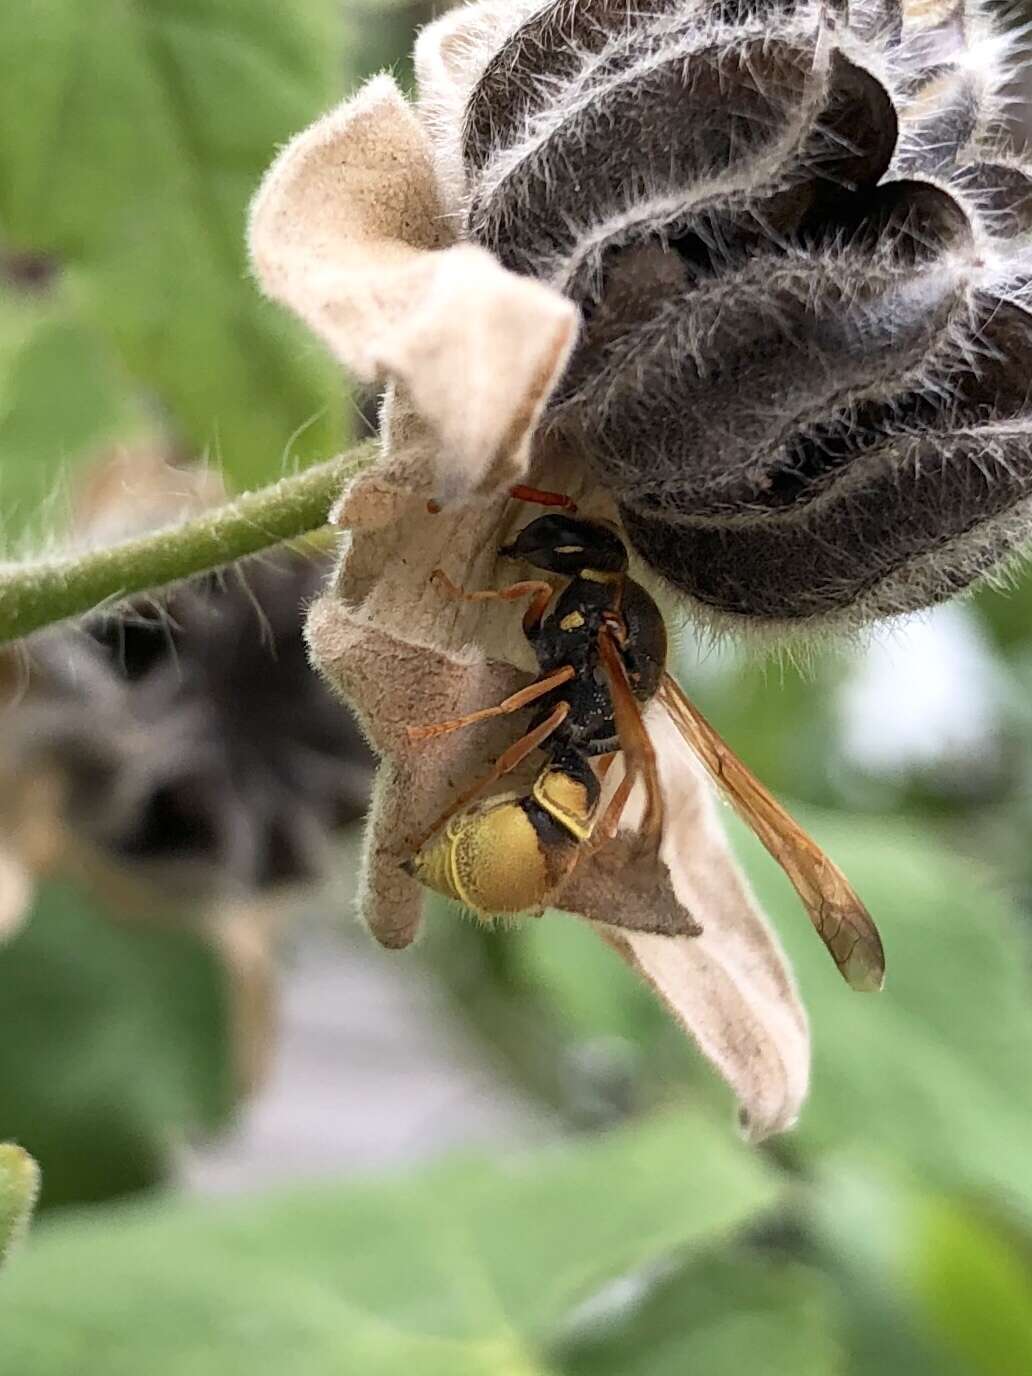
[5, 3, 1032, 1374]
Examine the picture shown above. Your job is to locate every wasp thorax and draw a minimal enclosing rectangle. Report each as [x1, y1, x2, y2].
[463, 0, 1032, 627]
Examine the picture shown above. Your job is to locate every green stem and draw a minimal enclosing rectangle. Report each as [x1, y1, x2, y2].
[0, 445, 377, 645]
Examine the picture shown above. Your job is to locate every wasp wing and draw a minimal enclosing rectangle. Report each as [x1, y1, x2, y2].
[657, 675, 885, 992]
[561, 702, 811, 1140]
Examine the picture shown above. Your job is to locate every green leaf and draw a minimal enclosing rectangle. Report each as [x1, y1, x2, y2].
[0, 291, 142, 540]
[1, 1112, 782, 1374]
[514, 807, 1032, 1213]
[914, 1195, 1032, 1376]
[558, 1248, 844, 1376]
[746, 812, 1032, 1215]
[516, 913, 668, 1046]
[0, 1144, 40, 1267]
[812, 1167, 1032, 1376]
[0, 1, 347, 491]
[0, 878, 233, 1208]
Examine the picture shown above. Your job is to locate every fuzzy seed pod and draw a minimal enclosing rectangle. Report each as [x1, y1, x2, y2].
[462, 0, 1032, 628]
[19, 551, 374, 896]
[249, 55, 813, 1139]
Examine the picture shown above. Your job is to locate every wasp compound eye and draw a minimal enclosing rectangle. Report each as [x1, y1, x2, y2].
[463, 0, 1032, 626]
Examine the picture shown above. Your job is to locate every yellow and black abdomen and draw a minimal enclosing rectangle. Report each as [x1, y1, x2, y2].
[407, 753, 600, 917]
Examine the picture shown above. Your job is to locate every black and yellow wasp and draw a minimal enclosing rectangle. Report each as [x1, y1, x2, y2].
[403, 510, 885, 992]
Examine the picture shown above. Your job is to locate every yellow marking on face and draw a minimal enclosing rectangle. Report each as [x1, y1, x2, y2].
[580, 568, 622, 584]
[555, 545, 585, 554]
[560, 610, 586, 632]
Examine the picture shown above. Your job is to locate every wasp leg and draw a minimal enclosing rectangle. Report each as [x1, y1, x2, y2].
[597, 622, 664, 845]
[592, 766, 637, 848]
[408, 701, 570, 853]
[509, 484, 578, 512]
[430, 569, 554, 636]
[427, 487, 576, 517]
[406, 665, 575, 742]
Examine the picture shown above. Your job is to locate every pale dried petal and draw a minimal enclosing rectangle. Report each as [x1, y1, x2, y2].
[69, 446, 225, 546]
[309, 412, 610, 946]
[306, 604, 525, 948]
[0, 848, 31, 945]
[312, 431, 808, 1133]
[248, 75, 578, 499]
[565, 709, 809, 1140]
[254, 29, 812, 1125]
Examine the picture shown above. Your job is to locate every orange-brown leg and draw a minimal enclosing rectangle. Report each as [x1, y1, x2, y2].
[427, 487, 576, 516]
[592, 767, 637, 848]
[406, 665, 575, 742]
[597, 622, 664, 846]
[409, 701, 571, 852]
[430, 569, 554, 635]
[509, 484, 578, 512]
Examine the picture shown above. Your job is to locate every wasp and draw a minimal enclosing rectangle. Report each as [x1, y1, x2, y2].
[402, 513, 885, 992]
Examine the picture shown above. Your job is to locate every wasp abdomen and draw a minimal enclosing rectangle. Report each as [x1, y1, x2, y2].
[408, 756, 600, 917]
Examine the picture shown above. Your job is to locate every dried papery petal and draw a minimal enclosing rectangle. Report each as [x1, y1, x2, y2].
[306, 594, 524, 949]
[68, 445, 225, 545]
[0, 848, 32, 945]
[562, 710, 809, 1141]
[248, 74, 578, 501]
[308, 408, 615, 947]
[209, 898, 281, 1097]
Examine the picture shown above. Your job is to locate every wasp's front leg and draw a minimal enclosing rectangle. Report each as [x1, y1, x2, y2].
[430, 569, 554, 636]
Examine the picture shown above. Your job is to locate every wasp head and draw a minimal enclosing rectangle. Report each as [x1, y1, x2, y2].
[500, 516, 628, 576]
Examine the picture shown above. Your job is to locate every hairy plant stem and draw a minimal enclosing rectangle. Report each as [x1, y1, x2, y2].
[0, 445, 377, 645]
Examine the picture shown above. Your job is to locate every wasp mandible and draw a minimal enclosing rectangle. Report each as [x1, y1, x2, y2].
[402, 514, 885, 992]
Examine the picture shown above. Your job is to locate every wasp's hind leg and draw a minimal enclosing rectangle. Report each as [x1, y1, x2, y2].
[405, 701, 571, 856]
[406, 664, 575, 742]
[598, 620, 664, 847]
[591, 764, 637, 848]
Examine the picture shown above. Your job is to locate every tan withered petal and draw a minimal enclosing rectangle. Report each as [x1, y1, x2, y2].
[0, 649, 68, 942]
[255, 30, 812, 1135]
[248, 74, 577, 501]
[0, 848, 32, 945]
[69, 445, 226, 545]
[309, 404, 617, 949]
[563, 710, 809, 1141]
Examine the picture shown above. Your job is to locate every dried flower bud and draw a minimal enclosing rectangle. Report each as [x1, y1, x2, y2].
[6, 451, 373, 899]
[250, 61, 811, 1138]
[462, 0, 1032, 628]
